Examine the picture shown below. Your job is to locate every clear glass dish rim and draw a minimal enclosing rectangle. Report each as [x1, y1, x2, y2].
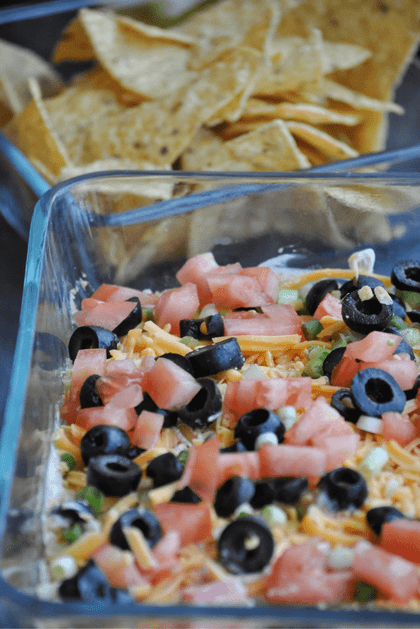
[2, 169, 420, 623]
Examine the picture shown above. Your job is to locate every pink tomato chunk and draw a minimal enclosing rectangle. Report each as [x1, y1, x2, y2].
[154, 283, 199, 335]
[259, 443, 326, 479]
[352, 540, 419, 604]
[131, 410, 164, 450]
[381, 519, 420, 564]
[140, 357, 201, 410]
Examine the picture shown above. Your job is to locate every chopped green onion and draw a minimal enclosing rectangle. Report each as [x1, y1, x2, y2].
[62, 523, 83, 545]
[277, 406, 297, 431]
[177, 450, 189, 466]
[331, 339, 347, 351]
[395, 288, 420, 309]
[302, 358, 324, 379]
[389, 315, 408, 330]
[357, 447, 389, 481]
[180, 336, 201, 349]
[261, 505, 288, 526]
[353, 581, 377, 603]
[306, 345, 329, 360]
[142, 308, 154, 322]
[277, 288, 299, 305]
[400, 327, 420, 347]
[76, 486, 104, 517]
[235, 504, 254, 518]
[60, 453, 76, 471]
[302, 319, 323, 340]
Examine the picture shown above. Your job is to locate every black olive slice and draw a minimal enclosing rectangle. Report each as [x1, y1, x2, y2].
[272, 477, 309, 505]
[220, 441, 248, 453]
[350, 368, 406, 417]
[234, 408, 285, 451]
[250, 481, 276, 509]
[79, 374, 103, 409]
[159, 352, 195, 376]
[185, 338, 244, 377]
[112, 297, 142, 337]
[86, 454, 142, 496]
[171, 486, 201, 504]
[317, 467, 368, 512]
[322, 346, 346, 381]
[217, 516, 274, 574]
[339, 275, 384, 299]
[306, 279, 339, 316]
[51, 500, 94, 529]
[178, 377, 222, 429]
[68, 325, 119, 361]
[405, 375, 420, 401]
[214, 476, 255, 518]
[179, 314, 224, 341]
[330, 388, 361, 424]
[407, 310, 420, 324]
[391, 260, 420, 293]
[390, 294, 407, 319]
[134, 391, 178, 428]
[80, 425, 134, 466]
[146, 452, 184, 488]
[110, 507, 162, 550]
[341, 291, 393, 334]
[58, 558, 133, 603]
[366, 506, 407, 537]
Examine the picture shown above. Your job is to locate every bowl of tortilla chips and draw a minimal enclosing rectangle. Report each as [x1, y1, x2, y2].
[0, 0, 420, 241]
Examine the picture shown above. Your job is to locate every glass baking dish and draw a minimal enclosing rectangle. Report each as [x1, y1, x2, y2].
[2, 169, 420, 627]
[1, 0, 420, 240]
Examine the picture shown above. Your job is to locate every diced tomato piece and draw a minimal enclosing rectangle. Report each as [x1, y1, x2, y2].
[217, 451, 260, 486]
[181, 577, 250, 605]
[74, 300, 136, 331]
[264, 569, 354, 605]
[61, 349, 107, 424]
[382, 411, 417, 446]
[381, 519, 420, 564]
[92, 544, 147, 589]
[141, 531, 181, 585]
[153, 502, 212, 547]
[330, 355, 360, 388]
[75, 404, 138, 432]
[264, 538, 353, 605]
[91, 283, 159, 306]
[259, 444, 326, 479]
[154, 283, 199, 335]
[96, 359, 145, 405]
[313, 293, 342, 320]
[285, 396, 344, 446]
[207, 273, 271, 310]
[312, 432, 360, 471]
[224, 303, 303, 337]
[141, 357, 201, 410]
[360, 355, 418, 392]
[106, 356, 154, 380]
[177, 436, 219, 503]
[223, 377, 312, 419]
[176, 252, 219, 286]
[344, 331, 401, 363]
[353, 540, 419, 604]
[240, 266, 279, 303]
[131, 410, 164, 450]
[269, 538, 328, 576]
[101, 383, 143, 409]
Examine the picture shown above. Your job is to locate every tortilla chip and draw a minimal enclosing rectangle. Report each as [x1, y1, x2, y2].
[41, 82, 127, 165]
[277, 0, 420, 101]
[70, 67, 145, 106]
[82, 46, 262, 167]
[255, 29, 324, 97]
[186, 119, 311, 171]
[51, 15, 96, 63]
[284, 121, 359, 160]
[240, 98, 361, 125]
[12, 78, 69, 179]
[321, 40, 371, 74]
[0, 39, 62, 114]
[77, 8, 196, 100]
[180, 127, 225, 170]
[0, 98, 12, 127]
[321, 79, 404, 114]
[174, 0, 281, 70]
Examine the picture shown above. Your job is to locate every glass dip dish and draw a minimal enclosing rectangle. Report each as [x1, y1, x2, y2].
[2, 169, 420, 628]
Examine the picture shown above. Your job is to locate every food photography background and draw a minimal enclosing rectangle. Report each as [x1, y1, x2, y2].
[0, 0, 420, 424]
